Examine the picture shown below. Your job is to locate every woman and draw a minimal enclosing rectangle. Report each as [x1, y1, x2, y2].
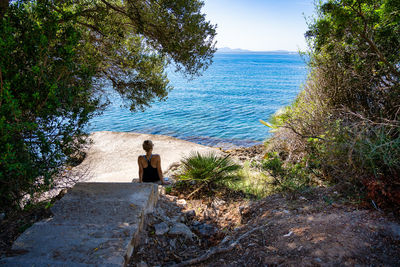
[138, 140, 169, 184]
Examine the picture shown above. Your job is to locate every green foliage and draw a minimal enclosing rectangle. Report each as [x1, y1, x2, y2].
[221, 161, 273, 199]
[179, 152, 240, 184]
[261, 152, 317, 193]
[260, 106, 292, 132]
[65, 0, 217, 111]
[0, 0, 216, 212]
[178, 152, 240, 198]
[306, 0, 400, 118]
[268, 108, 289, 128]
[353, 125, 400, 177]
[352, 124, 400, 206]
[0, 1, 99, 211]
[266, 0, 400, 209]
[164, 185, 172, 194]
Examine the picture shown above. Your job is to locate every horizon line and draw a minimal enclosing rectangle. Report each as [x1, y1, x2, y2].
[216, 47, 301, 53]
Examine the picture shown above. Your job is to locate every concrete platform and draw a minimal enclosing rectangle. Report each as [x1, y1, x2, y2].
[1, 182, 159, 267]
[73, 131, 220, 182]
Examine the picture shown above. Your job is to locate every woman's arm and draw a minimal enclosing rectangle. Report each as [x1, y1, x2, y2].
[138, 156, 143, 182]
[156, 155, 167, 184]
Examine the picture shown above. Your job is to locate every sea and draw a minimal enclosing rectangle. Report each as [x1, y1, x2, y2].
[88, 52, 309, 149]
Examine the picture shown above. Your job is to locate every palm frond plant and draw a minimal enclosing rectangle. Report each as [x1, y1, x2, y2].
[178, 152, 241, 198]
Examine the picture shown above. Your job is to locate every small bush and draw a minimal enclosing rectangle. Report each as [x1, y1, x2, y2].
[222, 161, 273, 199]
[261, 152, 319, 194]
[352, 123, 400, 208]
[178, 152, 240, 198]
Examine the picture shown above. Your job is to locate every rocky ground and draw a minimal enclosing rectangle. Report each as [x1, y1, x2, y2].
[222, 144, 265, 162]
[129, 187, 400, 267]
[2, 143, 400, 266]
[129, 145, 400, 267]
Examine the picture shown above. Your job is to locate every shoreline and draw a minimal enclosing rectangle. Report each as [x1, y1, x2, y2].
[73, 131, 264, 183]
[73, 131, 223, 183]
[88, 130, 264, 150]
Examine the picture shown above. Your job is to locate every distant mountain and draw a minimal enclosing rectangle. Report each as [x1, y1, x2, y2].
[216, 47, 295, 53]
[217, 47, 252, 53]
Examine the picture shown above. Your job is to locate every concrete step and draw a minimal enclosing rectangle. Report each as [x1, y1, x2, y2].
[1, 183, 159, 267]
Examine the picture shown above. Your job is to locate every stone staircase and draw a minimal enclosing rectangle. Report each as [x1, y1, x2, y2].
[1, 183, 159, 267]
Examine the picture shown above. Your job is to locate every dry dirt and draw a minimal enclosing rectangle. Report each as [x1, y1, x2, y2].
[130, 187, 400, 267]
[129, 145, 400, 267]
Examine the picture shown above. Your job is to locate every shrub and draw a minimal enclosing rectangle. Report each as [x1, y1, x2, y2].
[261, 152, 319, 194]
[178, 152, 240, 198]
[264, 0, 400, 210]
[0, 0, 216, 213]
[352, 123, 400, 207]
[0, 2, 99, 212]
[222, 161, 273, 199]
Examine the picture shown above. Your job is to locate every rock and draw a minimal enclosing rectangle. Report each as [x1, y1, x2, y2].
[176, 199, 187, 207]
[315, 258, 322, 263]
[239, 205, 247, 214]
[184, 209, 196, 220]
[388, 222, 400, 241]
[154, 207, 174, 223]
[168, 223, 196, 240]
[192, 222, 218, 238]
[165, 195, 177, 201]
[154, 222, 169, 235]
[137, 261, 148, 267]
[171, 215, 185, 223]
[211, 198, 226, 209]
[202, 209, 212, 219]
[192, 220, 201, 226]
[169, 239, 176, 249]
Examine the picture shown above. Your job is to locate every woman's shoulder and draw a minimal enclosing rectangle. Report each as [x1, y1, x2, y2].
[152, 154, 160, 159]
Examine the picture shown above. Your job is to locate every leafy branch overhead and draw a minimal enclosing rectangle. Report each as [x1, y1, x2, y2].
[54, 0, 217, 111]
[0, 0, 216, 212]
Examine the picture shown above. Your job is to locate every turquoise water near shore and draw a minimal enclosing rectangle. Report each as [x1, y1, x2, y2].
[88, 52, 308, 148]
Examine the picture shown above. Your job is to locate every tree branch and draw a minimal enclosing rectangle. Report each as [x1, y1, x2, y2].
[359, 31, 400, 77]
[281, 125, 326, 141]
[347, 3, 400, 77]
[76, 21, 106, 37]
[99, 0, 128, 16]
[173, 223, 271, 266]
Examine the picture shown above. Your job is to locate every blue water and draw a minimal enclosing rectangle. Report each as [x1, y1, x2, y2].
[88, 52, 308, 148]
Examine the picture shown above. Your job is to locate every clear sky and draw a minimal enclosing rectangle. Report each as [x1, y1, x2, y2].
[202, 0, 315, 52]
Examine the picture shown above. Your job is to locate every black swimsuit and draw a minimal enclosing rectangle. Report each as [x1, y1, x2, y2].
[142, 155, 160, 182]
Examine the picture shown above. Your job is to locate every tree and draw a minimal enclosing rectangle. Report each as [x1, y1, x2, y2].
[265, 0, 400, 208]
[0, 0, 216, 212]
[59, 0, 217, 111]
[305, 0, 400, 119]
[304, 0, 400, 207]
